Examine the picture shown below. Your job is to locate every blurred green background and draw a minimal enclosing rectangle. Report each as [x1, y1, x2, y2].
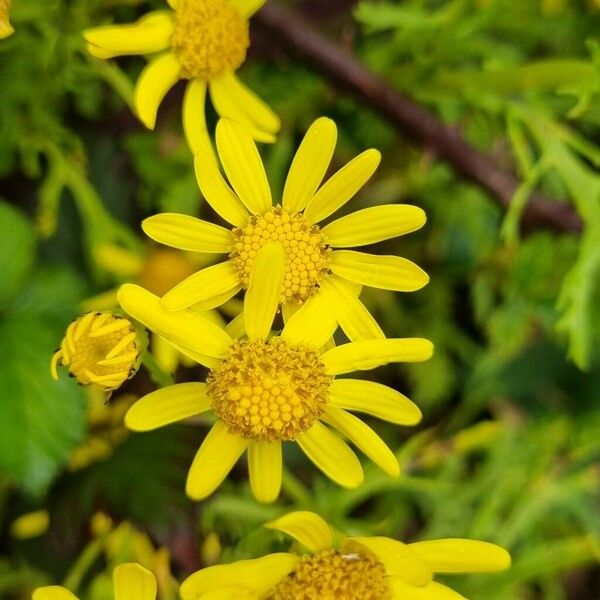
[0, 0, 599, 598]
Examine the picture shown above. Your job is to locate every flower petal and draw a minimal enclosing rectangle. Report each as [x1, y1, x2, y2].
[166, 339, 220, 369]
[162, 261, 240, 311]
[408, 539, 511, 573]
[282, 117, 337, 213]
[134, 52, 181, 129]
[322, 204, 426, 248]
[322, 406, 399, 476]
[303, 149, 381, 223]
[216, 119, 272, 214]
[265, 511, 332, 553]
[113, 563, 157, 600]
[322, 338, 434, 375]
[32, 588, 78, 600]
[182, 79, 215, 158]
[125, 383, 211, 431]
[186, 421, 249, 500]
[190, 284, 242, 312]
[296, 421, 363, 488]
[231, 0, 267, 18]
[248, 441, 282, 503]
[118, 284, 232, 358]
[329, 379, 422, 425]
[280, 292, 337, 348]
[83, 12, 173, 58]
[330, 250, 429, 292]
[245, 243, 285, 340]
[389, 580, 467, 600]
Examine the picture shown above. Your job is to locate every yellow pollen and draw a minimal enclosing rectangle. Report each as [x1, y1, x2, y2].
[267, 550, 392, 600]
[170, 0, 249, 80]
[138, 248, 197, 297]
[51, 313, 143, 392]
[230, 207, 331, 304]
[207, 338, 331, 442]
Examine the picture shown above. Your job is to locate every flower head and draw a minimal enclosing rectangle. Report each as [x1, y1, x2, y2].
[118, 282, 432, 502]
[143, 117, 428, 341]
[83, 0, 279, 154]
[180, 511, 511, 600]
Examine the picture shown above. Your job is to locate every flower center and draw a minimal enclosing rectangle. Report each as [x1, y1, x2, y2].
[207, 338, 331, 442]
[138, 248, 197, 297]
[230, 207, 331, 304]
[170, 0, 249, 80]
[267, 550, 392, 600]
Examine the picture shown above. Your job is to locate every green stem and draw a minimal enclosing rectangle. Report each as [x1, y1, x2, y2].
[62, 537, 105, 592]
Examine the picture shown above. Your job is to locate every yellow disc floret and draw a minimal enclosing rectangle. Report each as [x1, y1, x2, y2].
[51, 312, 144, 392]
[207, 338, 331, 442]
[171, 0, 249, 80]
[230, 207, 331, 304]
[267, 550, 392, 600]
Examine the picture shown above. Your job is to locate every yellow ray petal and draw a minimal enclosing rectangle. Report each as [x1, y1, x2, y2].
[215, 119, 272, 214]
[83, 11, 174, 58]
[248, 441, 282, 503]
[162, 261, 240, 311]
[167, 0, 179, 8]
[245, 243, 285, 340]
[113, 563, 157, 600]
[134, 52, 181, 129]
[282, 117, 337, 213]
[125, 383, 211, 431]
[166, 338, 220, 369]
[32, 587, 78, 600]
[190, 284, 242, 312]
[231, 0, 268, 18]
[182, 79, 215, 159]
[331, 250, 429, 292]
[280, 292, 337, 348]
[329, 379, 422, 425]
[319, 275, 383, 341]
[390, 580, 467, 599]
[118, 284, 232, 358]
[322, 204, 426, 247]
[296, 421, 363, 488]
[322, 406, 399, 476]
[408, 539, 511, 573]
[265, 511, 333, 553]
[303, 149, 381, 224]
[142, 213, 233, 253]
[322, 338, 434, 375]
[225, 312, 246, 339]
[186, 421, 248, 500]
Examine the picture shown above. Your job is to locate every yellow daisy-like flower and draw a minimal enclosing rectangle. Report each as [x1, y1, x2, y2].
[180, 511, 511, 600]
[143, 117, 429, 341]
[118, 282, 433, 502]
[33, 563, 157, 600]
[83, 0, 279, 154]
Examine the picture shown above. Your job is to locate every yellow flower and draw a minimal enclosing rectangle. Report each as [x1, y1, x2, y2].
[0, 0, 14, 39]
[33, 563, 157, 600]
[51, 312, 146, 392]
[118, 282, 433, 502]
[83, 0, 279, 154]
[180, 511, 511, 600]
[10, 510, 50, 540]
[143, 117, 428, 341]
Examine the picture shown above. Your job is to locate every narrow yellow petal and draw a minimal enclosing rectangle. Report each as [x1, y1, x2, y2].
[331, 250, 429, 292]
[10, 510, 50, 539]
[408, 539, 511, 573]
[182, 79, 215, 159]
[389, 579, 467, 600]
[125, 383, 211, 431]
[194, 153, 249, 227]
[83, 12, 174, 58]
[265, 511, 332, 553]
[166, 339, 220, 369]
[113, 563, 157, 600]
[329, 379, 422, 425]
[319, 275, 383, 341]
[142, 213, 233, 253]
[296, 421, 363, 488]
[186, 421, 248, 500]
[225, 312, 246, 339]
[322, 338, 434, 375]
[118, 284, 232, 358]
[162, 261, 240, 311]
[248, 441, 282, 503]
[231, 0, 267, 18]
[167, 0, 179, 8]
[282, 117, 337, 213]
[245, 243, 285, 340]
[32, 588, 78, 600]
[280, 292, 337, 348]
[134, 52, 181, 129]
[215, 119, 272, 214]
[190, 284, 242, 312]
[322, 406, 400, 476]
[303, 149, 381, 223]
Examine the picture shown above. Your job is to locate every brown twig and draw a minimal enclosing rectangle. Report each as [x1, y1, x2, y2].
[254, 1, 583, 233]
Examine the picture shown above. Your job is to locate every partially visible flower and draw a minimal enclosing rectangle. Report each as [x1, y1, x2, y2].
[10, 510, 49, 540]
[83, 0, 279, 154]
[180, 511, 511, 600]
[0, 0, 14, 39]
[51, 312, 146, 392]
[33, 563, 156, 600]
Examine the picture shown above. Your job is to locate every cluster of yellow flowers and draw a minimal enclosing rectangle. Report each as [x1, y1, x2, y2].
[44, 1, 511, 598]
